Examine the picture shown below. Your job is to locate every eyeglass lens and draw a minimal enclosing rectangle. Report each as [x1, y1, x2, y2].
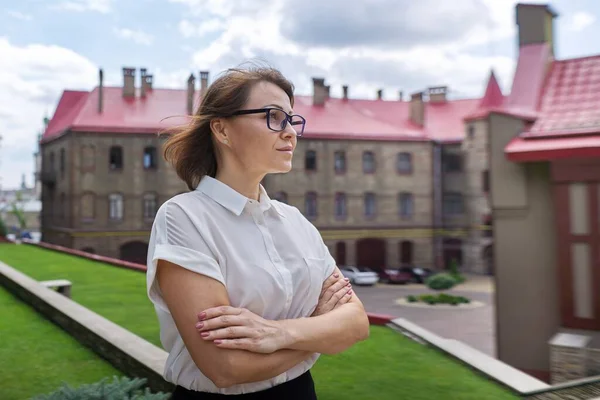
[267, 109, 305, 135]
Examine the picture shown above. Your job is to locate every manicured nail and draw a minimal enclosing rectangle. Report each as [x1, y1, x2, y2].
[346, 283, 351, 287]
[198, 312, 206, 320]
[347, 290, 353, 294]
[200, 332, 209, 337]
[334, 273, 339, 278]
[214, 340, 222, 344]
[344, 277, 349, 281]
[195, 322, 203, 329]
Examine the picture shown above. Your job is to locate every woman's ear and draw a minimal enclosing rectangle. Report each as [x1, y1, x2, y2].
[210, 118, 230, 146]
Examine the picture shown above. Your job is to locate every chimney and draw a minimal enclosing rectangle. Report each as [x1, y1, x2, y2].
[312, 77, 327, 106]
[122, 67, 136, 97]
[140, 68, 153, 97]
[187, 73, 196, 115]
[398, 91, 403, 101]
[342, 85, 349, 100]
[98, 68, 104, 113]
[516, 3, 557, 56]
[200, 71, 209, 98]
[410, 92, 425, 126]
[377, 89, 383, 100]
[140, 68, 147, 97]
[428, 86, 448, 103]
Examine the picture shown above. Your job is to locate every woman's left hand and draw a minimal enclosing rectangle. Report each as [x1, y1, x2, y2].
[195, 306, 291, 354]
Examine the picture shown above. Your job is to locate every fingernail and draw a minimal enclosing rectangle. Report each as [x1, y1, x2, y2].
[344, 277, 349, 281]
[195, 322, 203, 329]
[334, 273, 339, 278]
[200, 332, 209, 337]
[214, 340, 222, 344]
[347, 290, 353, 294]
[198, 312, 206, 320]
[346, 283, 351, 287]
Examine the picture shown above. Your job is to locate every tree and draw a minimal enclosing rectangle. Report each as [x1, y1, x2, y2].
[8, 191, 27, 239]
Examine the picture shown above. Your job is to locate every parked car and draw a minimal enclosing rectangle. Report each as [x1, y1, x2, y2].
[340, 266, 380, 286]
[401, 266, 435, 283]
[378, 267, 413, 284]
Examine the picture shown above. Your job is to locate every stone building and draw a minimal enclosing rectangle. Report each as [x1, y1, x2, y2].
[39, 66, 491, 272]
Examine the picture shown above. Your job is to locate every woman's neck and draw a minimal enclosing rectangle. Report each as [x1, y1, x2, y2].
[215, 169, 263, 201]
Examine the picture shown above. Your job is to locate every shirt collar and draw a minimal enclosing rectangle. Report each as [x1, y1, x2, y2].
[196, 176, 277, 216]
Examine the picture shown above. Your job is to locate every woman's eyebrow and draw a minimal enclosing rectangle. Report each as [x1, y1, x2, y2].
[263, 103, 293, 114]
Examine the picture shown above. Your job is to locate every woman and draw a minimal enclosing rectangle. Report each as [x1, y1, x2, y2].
[146, 65, 370, 399]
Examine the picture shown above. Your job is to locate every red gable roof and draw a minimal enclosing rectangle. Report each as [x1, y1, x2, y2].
[506, 53, 600, 161]
[43, 81, 479, 144]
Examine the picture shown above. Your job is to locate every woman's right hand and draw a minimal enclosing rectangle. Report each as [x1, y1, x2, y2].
[311, 272, 353, 317]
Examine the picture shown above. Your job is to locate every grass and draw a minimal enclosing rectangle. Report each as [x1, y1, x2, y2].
[0, 244, 518, 399]
[0, 286, 122, 400]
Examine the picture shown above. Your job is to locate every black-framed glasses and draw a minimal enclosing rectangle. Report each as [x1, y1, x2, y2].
[230, 107, 306, 136]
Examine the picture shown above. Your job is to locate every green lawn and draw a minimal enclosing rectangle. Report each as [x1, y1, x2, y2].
[0, 244, 518, 399]
[0, 286, 122, 400]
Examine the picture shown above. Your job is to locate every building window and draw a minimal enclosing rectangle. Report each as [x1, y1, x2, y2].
[396, 152, 412, 174]
[400, 240, 414, 265]
[334, 151, 346, 173]
[399, 192, 414, 218]
[468, 125, 475, 140]
[109, 193, 124, 220]
[482, 170, 490, 193]
[305, 192, 317, 218]
[443, 192, 464, 215]
[60, 148, 66, 178]
[143, 193, 158, 220]
[49, 152, 55, 173]
[363, 151, 375, 173]
[80, 192, 95, 221]
[334, 192, 347, 219]
[143, 146, 157, 169]
[273, 191, 288, 204]
[305, 150, 317, 171]
[109, 146, 123, 170]
[364, 192, 376, 217]
[443, 153, 462, 172]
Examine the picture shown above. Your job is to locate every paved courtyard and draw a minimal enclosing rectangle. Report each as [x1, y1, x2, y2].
[354, 275, 496, 357]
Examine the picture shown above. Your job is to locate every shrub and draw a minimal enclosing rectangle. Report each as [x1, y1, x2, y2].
[409, 293, 472, 306]
[426, 273, 457, 291]
[32, 376, 170, 400]
[0, 216, 7, 237]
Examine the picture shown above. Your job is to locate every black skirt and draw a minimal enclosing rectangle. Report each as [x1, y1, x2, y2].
[171, 370, 317, 399]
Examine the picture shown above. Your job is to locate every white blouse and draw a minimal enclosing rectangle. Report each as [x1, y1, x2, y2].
[146, 176, 336, 394]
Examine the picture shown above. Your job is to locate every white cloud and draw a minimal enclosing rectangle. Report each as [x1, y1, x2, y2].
[113, 28, 154, 46]
[0, 37, 97, 189]
[7, 10, 33, 21]
[567, 11, 596, 32]
[175, 0, 517, 101]
[178, 19, 225, 38]
[51, 0, 112, 14]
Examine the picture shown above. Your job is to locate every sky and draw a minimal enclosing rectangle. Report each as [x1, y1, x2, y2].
[0, 0, 599, 189]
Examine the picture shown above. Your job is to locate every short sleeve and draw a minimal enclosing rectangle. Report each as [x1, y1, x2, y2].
[146, 201, 225, 313]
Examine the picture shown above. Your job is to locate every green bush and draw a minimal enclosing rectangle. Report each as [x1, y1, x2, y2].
[410, 293, 471, 306]
[32, 376, 170, 400]
[426, 273, 457, 291]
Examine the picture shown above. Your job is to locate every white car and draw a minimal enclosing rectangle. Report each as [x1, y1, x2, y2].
[340, 266, 380, 286]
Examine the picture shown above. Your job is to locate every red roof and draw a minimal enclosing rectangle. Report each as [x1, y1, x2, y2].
[505, 52, 600, 161]
[464, 70, 505, 121]
[43, 81, 479, 144]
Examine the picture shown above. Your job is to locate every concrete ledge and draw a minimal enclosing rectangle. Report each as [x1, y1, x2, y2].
[390, 317, 550, 395]
[0, 261, 173, 393]
[40, 279, 72, 298]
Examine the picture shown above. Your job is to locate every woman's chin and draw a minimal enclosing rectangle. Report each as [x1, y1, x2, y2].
[269, 162, 293, 174]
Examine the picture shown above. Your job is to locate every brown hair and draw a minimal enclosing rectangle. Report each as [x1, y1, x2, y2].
[162, 64, 295, 191]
